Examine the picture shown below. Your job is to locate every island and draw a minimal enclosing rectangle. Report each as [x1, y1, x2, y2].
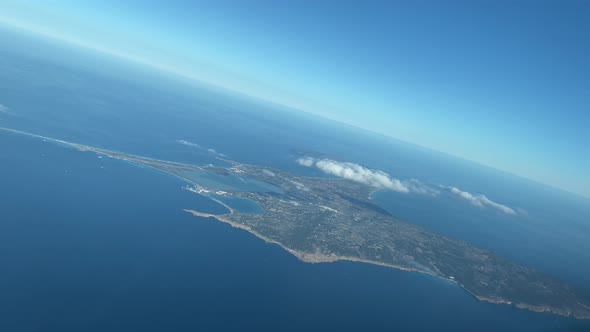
[2, 126, 590, 320]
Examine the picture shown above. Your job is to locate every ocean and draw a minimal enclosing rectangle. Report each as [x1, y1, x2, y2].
[1, 26, 589, 331]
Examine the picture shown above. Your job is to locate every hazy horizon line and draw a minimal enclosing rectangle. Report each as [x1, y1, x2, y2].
[1, 19, 588, 201]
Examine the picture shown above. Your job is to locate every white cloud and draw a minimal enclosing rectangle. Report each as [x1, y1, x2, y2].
[0, 104, 13, 115]
[177, 139, 226, 157]
[296, 157, 314, 167]
[447, 186, 516, 215]
[262, 169, 276, 177]
[176, 139, 201, 148]
[297, 157, 410, 193]
[208, 148, 226, 157]
[404, 178, 440, 196]
[295, 157, 517, 216]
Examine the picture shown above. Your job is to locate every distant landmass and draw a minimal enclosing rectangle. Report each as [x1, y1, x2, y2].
[2, 126, 589, 320]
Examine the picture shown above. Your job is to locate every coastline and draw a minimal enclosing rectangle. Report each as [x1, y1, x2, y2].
[182, 208, 589, 320]
[2, 127, 587, 320]
[181, 208, 443, 272]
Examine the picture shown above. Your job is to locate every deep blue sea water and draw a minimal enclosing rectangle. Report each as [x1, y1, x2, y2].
[1, 26, 590, 331]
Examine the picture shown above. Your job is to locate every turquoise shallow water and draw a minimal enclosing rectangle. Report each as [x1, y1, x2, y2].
[1, 27, 590, 331]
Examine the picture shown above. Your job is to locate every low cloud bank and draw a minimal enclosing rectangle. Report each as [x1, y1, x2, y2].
[297, 157, 423, 193]
[296, 156, 518, 215]
[404, 178, 440, 196]
[447, 186, 516, 215]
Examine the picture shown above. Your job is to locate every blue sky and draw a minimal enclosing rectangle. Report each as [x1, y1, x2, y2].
[0, 0, 589, 197]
